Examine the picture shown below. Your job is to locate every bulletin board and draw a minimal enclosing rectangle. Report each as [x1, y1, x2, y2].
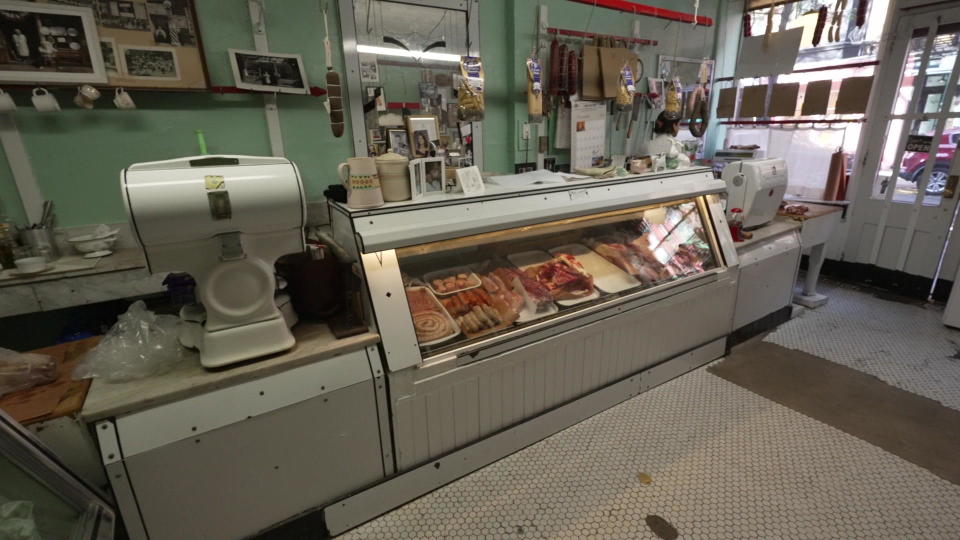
[35, 0, 208, 89]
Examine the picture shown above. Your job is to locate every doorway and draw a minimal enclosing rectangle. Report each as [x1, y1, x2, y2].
[846, 6, 960, 280]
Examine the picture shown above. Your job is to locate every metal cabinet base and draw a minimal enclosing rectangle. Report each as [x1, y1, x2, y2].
[323, 337, 725, 536]
[733, 229, 801, 332]
[94, 348, 389, 540]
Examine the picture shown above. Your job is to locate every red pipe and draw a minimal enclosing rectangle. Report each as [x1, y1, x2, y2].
[567, 0, 713, 27]
[546, 27, 657, 46]
[386, 102, 422, 110]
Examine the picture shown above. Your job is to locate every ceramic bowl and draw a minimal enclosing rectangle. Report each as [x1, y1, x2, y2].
[68, 232, 117, 254]
[14, 256, 48, 274]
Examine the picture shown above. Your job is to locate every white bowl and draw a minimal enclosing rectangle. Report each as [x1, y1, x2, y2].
[14, 257, 49, 274]
[70, 235, 117, 253]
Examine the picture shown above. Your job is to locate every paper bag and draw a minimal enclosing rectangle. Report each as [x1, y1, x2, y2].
[801, 80, 832, 116]
[581, 45, 603, 100]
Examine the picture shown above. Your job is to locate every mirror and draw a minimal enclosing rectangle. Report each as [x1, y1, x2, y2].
[340, 0, 482, 169]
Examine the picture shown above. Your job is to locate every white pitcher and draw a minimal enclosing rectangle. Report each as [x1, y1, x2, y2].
[337, 156, 384, 209]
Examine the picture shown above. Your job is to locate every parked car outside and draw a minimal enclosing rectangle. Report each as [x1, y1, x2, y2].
[899, 129, 959, 195]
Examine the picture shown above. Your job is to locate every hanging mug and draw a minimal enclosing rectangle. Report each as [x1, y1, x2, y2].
[31, 87, 60, 112]
[0, 88, 16, 112]
[113, 88, 136, 109]
[337, 156, 384, 209]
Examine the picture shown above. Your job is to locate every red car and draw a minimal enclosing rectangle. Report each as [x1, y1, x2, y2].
[899, 130, 959, 195]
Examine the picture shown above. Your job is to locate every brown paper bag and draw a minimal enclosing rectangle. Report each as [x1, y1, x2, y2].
[768, 83, 800, 117]
[716, 87, 737, 118]
[740, 86, 768, 117]
[801, 80, 832, 116]
[581, 45, 603, 100]
[835, 76, 874, 114]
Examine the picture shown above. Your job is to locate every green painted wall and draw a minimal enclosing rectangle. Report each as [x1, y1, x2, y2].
[0, 0, 353, 227]
[0, 0, 721, 227]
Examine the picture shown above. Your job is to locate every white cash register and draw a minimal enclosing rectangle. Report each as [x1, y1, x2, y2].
[122, 155, 306, 368]
[721, 158, 788, 229]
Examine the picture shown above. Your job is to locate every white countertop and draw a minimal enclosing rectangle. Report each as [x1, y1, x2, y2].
[734, 218, 802, 251]
[81, 324, 380, 422]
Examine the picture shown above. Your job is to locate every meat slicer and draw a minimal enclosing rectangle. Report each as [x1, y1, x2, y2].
[122, 155, 306, 368]
[721, 158, 788, 229]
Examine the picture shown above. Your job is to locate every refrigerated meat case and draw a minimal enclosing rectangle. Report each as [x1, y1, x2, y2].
[329, 167, 739, 477]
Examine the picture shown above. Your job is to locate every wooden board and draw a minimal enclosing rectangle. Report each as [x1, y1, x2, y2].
[716, 87, 737, 118]
[740, 85, 767, 117]
[0, 337, 99, 424]
[835, 76, 874, 115]
[801, 80, 832, 116]
[768, 83, 800, 117]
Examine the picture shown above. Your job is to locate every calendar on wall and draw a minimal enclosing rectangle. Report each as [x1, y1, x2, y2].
[570, 99, 607, 169]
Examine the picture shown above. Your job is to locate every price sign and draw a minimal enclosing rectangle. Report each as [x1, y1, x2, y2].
[905, 135, 933, 153]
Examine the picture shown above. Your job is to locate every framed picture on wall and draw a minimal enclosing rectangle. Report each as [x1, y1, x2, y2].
[99, 0, 208, 89]
[0, 1, 107, 84]
[228, 49, 309, 94]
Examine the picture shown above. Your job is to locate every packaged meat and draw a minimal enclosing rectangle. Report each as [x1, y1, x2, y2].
[423, 266, 482, 296]
[405, 287, 460, 346]
[485, 266, 558, 323]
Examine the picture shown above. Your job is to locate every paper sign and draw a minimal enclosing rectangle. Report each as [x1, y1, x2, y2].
[735, 28, 804, 78]
[456, 166, 486, 196]
[801, 80, 832, 116]
[905, 135, 933, 153]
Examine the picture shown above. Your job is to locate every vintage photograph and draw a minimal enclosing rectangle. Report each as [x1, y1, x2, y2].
[412, 129, 431, 158]
[122, 45, 178, 79]
[99, 37, 117, 74]
[96, 0, 150, 31]
[0, 1, 106, 83]
[388, 129, 410, 158]
[359, 52, 378, 83]
[229, 49, 308, 94]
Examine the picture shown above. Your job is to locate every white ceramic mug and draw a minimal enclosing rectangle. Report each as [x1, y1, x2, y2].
[113, 88, 135, 109]
[78, 84, 100, 101]
[0, 89, 16, 112]
[31, 87, 60, 112]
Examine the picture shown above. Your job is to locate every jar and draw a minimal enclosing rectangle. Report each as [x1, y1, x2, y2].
[375, 151, 411, 202]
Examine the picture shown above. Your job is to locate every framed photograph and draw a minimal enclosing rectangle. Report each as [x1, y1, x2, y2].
[406, 114, 440, 146]
[387, 129, 410, 158]
[0, 0, 106, 84]
[359, 52, 378, 83]
[228, 48, 308, 94]
[94, 0, 207, 89]
[121, 45, 179, 80]
[411, 129, 431, 158]
[368, 128, 383, 142]
[99, 37, 118, 75]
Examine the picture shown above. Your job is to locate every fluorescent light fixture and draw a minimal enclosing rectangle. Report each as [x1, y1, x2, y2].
[356, 44, 460, 63]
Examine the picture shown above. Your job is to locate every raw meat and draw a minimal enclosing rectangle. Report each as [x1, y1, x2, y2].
[524, 255, 595, 300]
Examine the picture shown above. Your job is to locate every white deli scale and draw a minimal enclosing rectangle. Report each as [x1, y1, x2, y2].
[722, 158, 788, 229]
[122, 155, 306, 368]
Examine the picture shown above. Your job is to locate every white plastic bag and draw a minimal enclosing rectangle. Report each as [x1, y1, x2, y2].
[0, 349, 56, 398]
[73, 301, 194, 382]
[0, 499, 41, 540]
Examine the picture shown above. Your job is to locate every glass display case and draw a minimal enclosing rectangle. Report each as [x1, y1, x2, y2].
[396, 198, 724, 358]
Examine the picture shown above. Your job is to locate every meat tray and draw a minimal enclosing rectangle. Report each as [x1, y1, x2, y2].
[405, 286, 462, 346]
[423, 266, 482, 296]
[548, 243, 640, 294]
[506, 250, 600, 307]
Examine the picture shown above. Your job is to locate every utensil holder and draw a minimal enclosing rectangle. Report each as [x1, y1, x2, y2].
[19, 228, 60, 262]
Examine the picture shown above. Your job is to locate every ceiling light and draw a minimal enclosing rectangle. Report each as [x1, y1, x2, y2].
[356, 44, 460, 63]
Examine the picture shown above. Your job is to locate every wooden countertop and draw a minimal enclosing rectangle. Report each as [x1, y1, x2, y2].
[0, 248, 146, 288]
[81, 323, 379, 422]
[0, 337, 100, 424]
[778, 202, 844, 221]
[734, 218, 802, 250]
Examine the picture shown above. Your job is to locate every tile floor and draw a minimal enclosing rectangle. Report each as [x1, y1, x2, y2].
[766, 281, 960, 411]
[342, 284, 960, 539]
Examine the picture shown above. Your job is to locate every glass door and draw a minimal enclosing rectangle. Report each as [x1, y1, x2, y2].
[846, 6, 960, 278]
[0, 411, 114, 540]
